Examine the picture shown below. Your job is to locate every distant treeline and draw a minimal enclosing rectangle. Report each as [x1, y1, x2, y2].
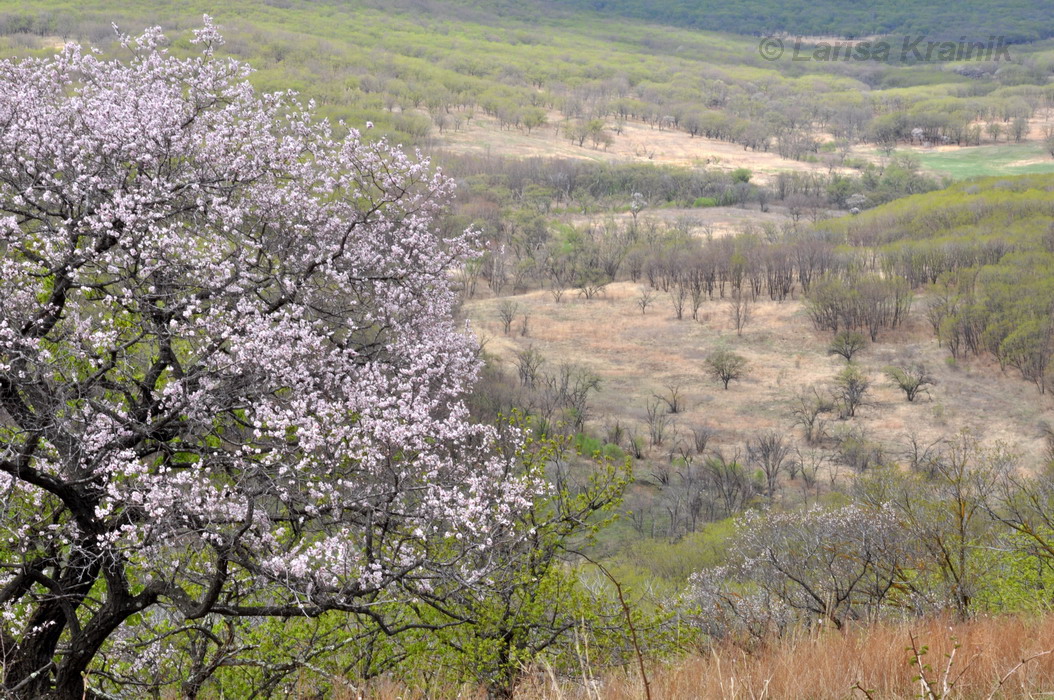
[439, 152, 941, 213]
[551, 0, 1054, 43]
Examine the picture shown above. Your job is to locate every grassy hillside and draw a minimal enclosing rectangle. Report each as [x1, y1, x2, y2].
[1, 0, 1052, 182]
[900, 143, 1054, 179]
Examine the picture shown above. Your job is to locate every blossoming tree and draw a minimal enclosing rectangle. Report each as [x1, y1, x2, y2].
[0, 20, 530, 698]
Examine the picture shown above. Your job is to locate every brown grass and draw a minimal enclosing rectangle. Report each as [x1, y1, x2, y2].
[549, 615, 1054, 699]
[341, 614, 1054, 698]
[468, 281, 1054, 473]
[565, 206, 796, 241]
[437, 112, 847, 185]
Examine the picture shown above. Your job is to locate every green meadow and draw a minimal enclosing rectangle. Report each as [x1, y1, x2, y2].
[903, 143, 1054, 179]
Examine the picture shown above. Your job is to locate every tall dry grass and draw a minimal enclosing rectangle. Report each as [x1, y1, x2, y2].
[546, 615, 1054, 699]
[347, 614, 1054, 698]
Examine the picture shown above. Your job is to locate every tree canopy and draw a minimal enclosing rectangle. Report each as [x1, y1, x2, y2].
[0, 20, 533, 698]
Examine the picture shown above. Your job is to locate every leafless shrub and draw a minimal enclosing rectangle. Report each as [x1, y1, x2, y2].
[636, 287, 657, 315]
[653, 382, 686, 414]
[791, 386, 835, 443]
[605, 420, 626, 448]
[902, 433, 948, 477]
[834, 427, 885, 472]
[691, 424, 717, 454]
[645, 397, 672, 446]
[498, 299, 519, 335]
[727, 289, 753, 336]
[514, 346, 545, 388]
[748, 430, 792, 499]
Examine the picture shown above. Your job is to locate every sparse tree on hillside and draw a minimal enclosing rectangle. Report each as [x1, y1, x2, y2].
[828, 330, 867, 362]
[499, 299, 520, 335]
[705, 350, 748, 390]
[521, 107, 547, 135]
[727, 289, 753, 336]
[885, 363, 936, 402]
[791, 386, 836, 444]
[636, 287, 657, 314]
[748, 431, 791, 499]
[835, 364, 871, 418]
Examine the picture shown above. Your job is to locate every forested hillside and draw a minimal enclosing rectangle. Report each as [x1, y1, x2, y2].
[2, 0, 1053, 169]
[553, 0, 1054, 42]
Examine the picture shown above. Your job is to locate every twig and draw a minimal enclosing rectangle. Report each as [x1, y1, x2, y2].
[577, 552, 652, 700]
[851, 680, 876, 699]
[987, 648, 1054, 700]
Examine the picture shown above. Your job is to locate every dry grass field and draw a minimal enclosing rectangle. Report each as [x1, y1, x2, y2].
[565, 206, 798, 240]
[466, 278, 1054, 476]
[437, 113, 848, 185]
[345, 614, 1054, 698]
[560, 615, 1054, 699]
[437, 109, 1054, 185]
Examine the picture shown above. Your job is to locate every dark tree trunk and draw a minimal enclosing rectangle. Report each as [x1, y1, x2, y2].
[4, 544, 101, 698]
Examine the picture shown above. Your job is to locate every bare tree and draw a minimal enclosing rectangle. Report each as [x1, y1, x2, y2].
[498, 299, 519, 335]
[537, 364, 602, 433]
[748, 431, 791, 499]
[704, 448, 755, 518]
[654, 382, 686, 414]
[834, 364, 870, 418]
[791, 386, 835, 443]
[514, 346, 545, 388]
[645, 397, 672, 445]
[792, 447, 830, 497]
[902, 433, 948, 477]
[636, 287, 657, 315]
[669, 284, 689, 320]
[727, 289, 753, 336]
